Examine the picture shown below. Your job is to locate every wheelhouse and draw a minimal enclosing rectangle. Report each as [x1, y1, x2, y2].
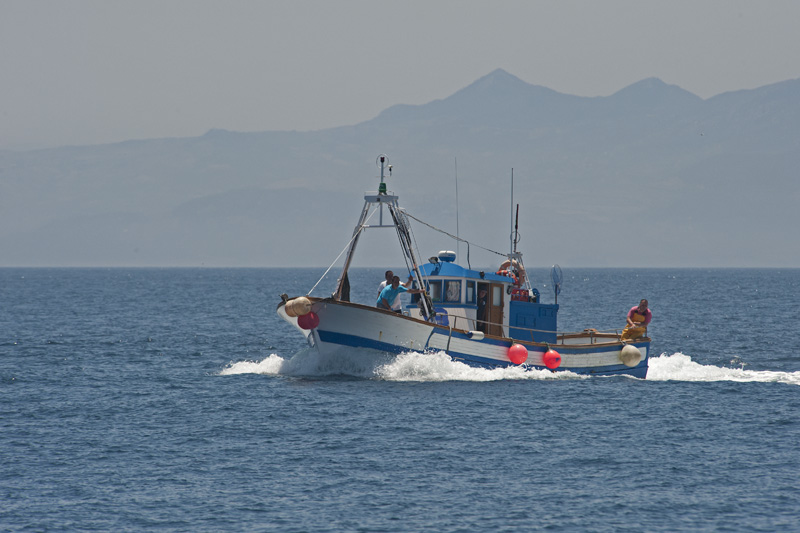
[407, 251, 558, 343]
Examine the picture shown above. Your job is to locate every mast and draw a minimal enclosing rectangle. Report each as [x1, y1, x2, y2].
[333, 154, 435, 319]
[510, 168, 514, 257]
[334, 155, 397, 300]
[508, 169, 529, 292]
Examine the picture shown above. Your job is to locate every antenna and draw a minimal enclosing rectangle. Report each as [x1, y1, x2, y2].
[455, 157, 460, 259]
[376, 154, 390, 194]
[509, 168, 514, 256]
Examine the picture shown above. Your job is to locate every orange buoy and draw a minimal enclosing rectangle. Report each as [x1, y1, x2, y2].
[297, 311, 319, 330]
[543, 349, 561, 369]
[508, 343, 528, 365]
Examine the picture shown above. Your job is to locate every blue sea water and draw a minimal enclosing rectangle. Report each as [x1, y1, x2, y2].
[2, 267, 799, 532]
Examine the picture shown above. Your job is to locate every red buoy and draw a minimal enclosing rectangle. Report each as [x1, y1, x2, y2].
[297, 311, 319, 330]
[508, 343, 528, 365]
[543, 349, 561, 369]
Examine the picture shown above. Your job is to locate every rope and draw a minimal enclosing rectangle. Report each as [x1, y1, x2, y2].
[306, 208, 378, 296]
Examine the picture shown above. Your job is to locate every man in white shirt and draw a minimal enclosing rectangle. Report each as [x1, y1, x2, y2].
[377, 270, 405, 312]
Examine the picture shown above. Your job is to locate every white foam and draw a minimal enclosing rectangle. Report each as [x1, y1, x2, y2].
[648, 353, 800, 386]
[220, 347, 395, 378]
[219, 348, 583, 381]
[375, 351, 580, 382]
[220, 350, 800, 386]
[219, 353, 287, 375]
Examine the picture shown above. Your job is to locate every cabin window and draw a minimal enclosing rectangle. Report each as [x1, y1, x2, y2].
[493, 285, 502, 305]
[466, 281, 476, 303]
[428, 281, 443, 302]
[445, 280, 461, 303]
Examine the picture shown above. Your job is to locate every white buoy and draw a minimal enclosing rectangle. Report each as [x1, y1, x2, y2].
[286, 297, 312, 317]
[620, 345, 642, 367]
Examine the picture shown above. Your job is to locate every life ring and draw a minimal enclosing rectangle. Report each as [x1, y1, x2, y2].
[498, 259, 525, 286]
[495, 269, 518, 285]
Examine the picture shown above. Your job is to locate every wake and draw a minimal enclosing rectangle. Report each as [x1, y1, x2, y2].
[647, 352, 800, 386]
[220, 348, 578, 381]
[220, 349, 800, 385]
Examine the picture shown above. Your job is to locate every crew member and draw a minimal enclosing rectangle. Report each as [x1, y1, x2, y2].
[621, 299, 652, 340]
[377, 275, 423, 312]
[378, 270, 404, 312]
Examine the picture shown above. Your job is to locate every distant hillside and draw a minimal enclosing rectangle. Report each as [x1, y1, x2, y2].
[2, 69, 799, 267]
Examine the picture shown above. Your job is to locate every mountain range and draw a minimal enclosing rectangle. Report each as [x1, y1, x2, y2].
[2, 68, 799, 268]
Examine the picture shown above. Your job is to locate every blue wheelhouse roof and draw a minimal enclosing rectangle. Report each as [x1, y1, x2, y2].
[417, 261, 515, 284]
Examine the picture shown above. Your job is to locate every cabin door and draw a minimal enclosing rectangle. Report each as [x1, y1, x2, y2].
[488, 283, 505, 337]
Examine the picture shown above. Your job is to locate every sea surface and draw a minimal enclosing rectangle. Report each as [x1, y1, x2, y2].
[2, 267, 799, 532]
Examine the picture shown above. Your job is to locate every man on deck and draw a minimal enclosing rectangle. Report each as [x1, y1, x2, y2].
[378, 270, 402, 312]
[377, 275, 423, 312]
[621, 299, 652, 340]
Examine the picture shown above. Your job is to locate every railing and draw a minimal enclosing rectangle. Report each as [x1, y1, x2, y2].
[427, 312, 623, 344]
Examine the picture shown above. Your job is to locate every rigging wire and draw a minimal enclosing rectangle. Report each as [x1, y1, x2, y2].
[310, 204, 507, 301]
[402, 209, 507, 258]
[391, 209, 414, 278]
[404, 208, 430, 284]
[388, 204, 435, 320]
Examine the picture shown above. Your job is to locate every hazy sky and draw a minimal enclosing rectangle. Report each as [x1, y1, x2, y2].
[2, 0, 799, 150]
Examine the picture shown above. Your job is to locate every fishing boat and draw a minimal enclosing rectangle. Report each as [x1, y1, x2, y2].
[277, 155, 650, 378]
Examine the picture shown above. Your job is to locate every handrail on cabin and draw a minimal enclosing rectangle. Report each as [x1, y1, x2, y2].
[434, 313, 623, 341]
